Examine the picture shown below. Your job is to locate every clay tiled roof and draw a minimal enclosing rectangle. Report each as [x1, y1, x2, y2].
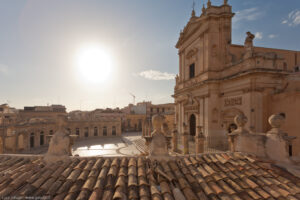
[0, 153, 300, 199]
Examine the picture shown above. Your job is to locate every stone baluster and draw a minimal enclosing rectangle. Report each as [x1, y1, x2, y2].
[172, 123, 178, 152]
[195, 126, 205, 154]
[182, 123, 189, 154]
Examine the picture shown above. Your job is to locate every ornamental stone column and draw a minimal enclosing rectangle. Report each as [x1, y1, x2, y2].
[182, 123, 189, 154]
[195, 126, 205, 154]
[172, 123, 178, 152]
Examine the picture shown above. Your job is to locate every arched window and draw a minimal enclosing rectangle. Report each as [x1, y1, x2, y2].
[30, 133, 35, 148]
[94, 127, 98, 136]
[76, 128, 80, 135]
[49, 130, 53, 135]
[112, 126, 116, 136]
[40, 131, 44, 146]
[103, 126, 107, 136]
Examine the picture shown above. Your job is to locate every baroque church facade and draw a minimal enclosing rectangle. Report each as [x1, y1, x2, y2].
[173, 1, 300, 155]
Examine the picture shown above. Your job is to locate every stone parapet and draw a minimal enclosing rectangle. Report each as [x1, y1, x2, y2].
[228, 113, 297, 163]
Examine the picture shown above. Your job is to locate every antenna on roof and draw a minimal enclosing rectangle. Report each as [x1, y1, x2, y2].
[129, 93, 136, 105]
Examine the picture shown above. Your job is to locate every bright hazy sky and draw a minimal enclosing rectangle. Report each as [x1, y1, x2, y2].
[0, 0, 299, 111]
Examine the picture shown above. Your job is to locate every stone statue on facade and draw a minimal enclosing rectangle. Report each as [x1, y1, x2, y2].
[175, 74, 179, 85]
[244, 31, 255, 57]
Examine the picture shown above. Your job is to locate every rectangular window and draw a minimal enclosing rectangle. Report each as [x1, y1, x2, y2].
[40, 132, 44, 146]
[189, 63, 195, 78]
[76, 128, 79, 135]
[94, 127, 98, 136]
[103, 126, 107, 136]
[112, 126, 116, 136]
[84, 127, 89, 137]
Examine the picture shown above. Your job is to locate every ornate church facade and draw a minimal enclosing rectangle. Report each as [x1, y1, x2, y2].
[173, 1, 300, 155]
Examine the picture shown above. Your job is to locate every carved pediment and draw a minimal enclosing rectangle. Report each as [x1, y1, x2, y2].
[176, 18, 208, 48]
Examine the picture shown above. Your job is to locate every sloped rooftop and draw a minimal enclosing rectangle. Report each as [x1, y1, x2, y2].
[0, 153, 300, 200]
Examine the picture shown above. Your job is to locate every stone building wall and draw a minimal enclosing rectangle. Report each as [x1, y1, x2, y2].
[267, 91, 300, 156]
[173, 1, 300, 154]
[123, 114, 146, 132]
[0, 117, 122, 154]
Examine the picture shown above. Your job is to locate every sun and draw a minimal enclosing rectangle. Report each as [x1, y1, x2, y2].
[76, 45, 113, 83]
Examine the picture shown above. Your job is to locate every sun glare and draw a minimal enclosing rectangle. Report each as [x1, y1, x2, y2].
[76, 45, 113, 83]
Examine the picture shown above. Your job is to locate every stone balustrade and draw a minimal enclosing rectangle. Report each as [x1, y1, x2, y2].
[228, 113, 297, 163]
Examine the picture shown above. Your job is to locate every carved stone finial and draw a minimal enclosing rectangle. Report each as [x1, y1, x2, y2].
[202, 4, 205, 13]
[268, 114, 285, 129]
[44, 114, 78, 164]
[191, 1, 196, 17]
[207, 0, 211, 8]
[191, 9, 196, 17]
[267, 113, 288, 137]
[44, 128, 72, 164]
[234, 113, 248, 128]
[151, 114, 165, 136]
[148, 114, 171, 160]
[224, 0, 228, 5]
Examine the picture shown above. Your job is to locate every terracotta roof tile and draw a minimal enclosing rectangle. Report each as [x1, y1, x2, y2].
[57, 179, 73, 194]
[47, 180, 63, 195]
[218, 179, 235, 195]
[0, 152, 300, 199]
